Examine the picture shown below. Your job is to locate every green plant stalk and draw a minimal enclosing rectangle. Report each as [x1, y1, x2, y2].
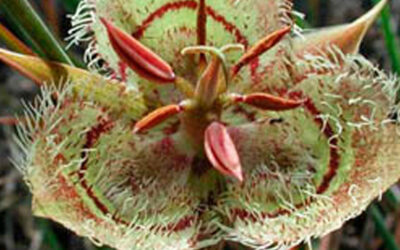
[369, 205, 400, 250]
[372, 0, 400, 102]
[385, 188, 400, 209]
[0, 0, 74, 66]
[0, 8, 45, 57]
[37, 219, 64, 250]
[62, 0, 80, 13]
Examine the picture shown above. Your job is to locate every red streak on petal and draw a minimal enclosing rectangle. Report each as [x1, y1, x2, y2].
[133, 1, 198, 39]
[166, 215, 196, 231]
[204, 5, 248, 47]
[132, 1, 248, 47]
[57, 174, 100, 222]
[229, 97, 340, 220]
[79, 118, 114, 216]
[131, 1, 257, 78]
[72, 118, 197, 231]
[304, 99, 340, 194]
[118, 61, 128, 82]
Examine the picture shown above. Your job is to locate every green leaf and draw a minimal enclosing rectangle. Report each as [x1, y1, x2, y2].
[0, 0, 74, 65]
[61, 0, 81, 13]
[37, 219, 64, 250]
[369, 205, 400, 250]
[0, 7, 45, 57]
[371, 0, 400, 102]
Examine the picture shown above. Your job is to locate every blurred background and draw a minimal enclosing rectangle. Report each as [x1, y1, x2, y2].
[0, 0, 399, 249]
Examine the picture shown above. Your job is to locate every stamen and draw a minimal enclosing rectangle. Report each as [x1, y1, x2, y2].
[232, 93, 305, 111]
[100, 18, 176, 83]
[133, 102, 189, 134]
[204, 122, 243, 182]
[232, 26, 291, 76]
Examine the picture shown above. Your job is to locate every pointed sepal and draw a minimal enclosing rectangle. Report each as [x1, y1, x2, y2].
[0, 48, 102, 86]
[204, 122, 243, 182]
[100, 18, 176, 83]
[293, 0, 388, 54]
[0, 48, 146, 120]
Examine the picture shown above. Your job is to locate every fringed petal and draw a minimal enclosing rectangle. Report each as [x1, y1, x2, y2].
[15, 81, 218, 250]
[216, 50, 400, 248]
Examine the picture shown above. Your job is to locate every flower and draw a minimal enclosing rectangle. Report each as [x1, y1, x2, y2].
[1, 0, 399, 249]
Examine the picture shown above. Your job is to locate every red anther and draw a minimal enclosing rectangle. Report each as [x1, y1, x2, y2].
[232, 26, 291, 76]
[204, 122, 243, 182]
[100, 18, 176, 83]
[235, 93, 304, 111]
[134, 104, 183, 133]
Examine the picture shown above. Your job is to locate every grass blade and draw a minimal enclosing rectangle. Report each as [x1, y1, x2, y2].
[0, 8, 45, 57]
[372, 0, 400, 74]
[369, 204, 400, 250]
[0, 23, 35, 56]
[371, 0, 400, 101]
[61, 0, 80, 13]
[0, 0, 74, 66]
[37, 219, 64, 250]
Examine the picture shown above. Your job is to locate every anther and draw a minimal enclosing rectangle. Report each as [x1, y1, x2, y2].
[232, 26, 291, 76]
[231, 93, 305, 111]
[133, 102, 190, 134]
[101, 18, 176, 83]
[204, 122, 243, 182]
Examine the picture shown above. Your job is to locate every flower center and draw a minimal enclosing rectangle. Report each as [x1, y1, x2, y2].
[100, 8, 302, 182]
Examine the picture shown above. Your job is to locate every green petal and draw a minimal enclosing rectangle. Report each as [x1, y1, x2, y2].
[216, 50, 400, 248]
[68, 0, 293, 106]
[16, 81, 217, 250]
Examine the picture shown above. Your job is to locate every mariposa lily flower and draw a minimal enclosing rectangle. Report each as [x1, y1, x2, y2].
[0, 0, 399, 249]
